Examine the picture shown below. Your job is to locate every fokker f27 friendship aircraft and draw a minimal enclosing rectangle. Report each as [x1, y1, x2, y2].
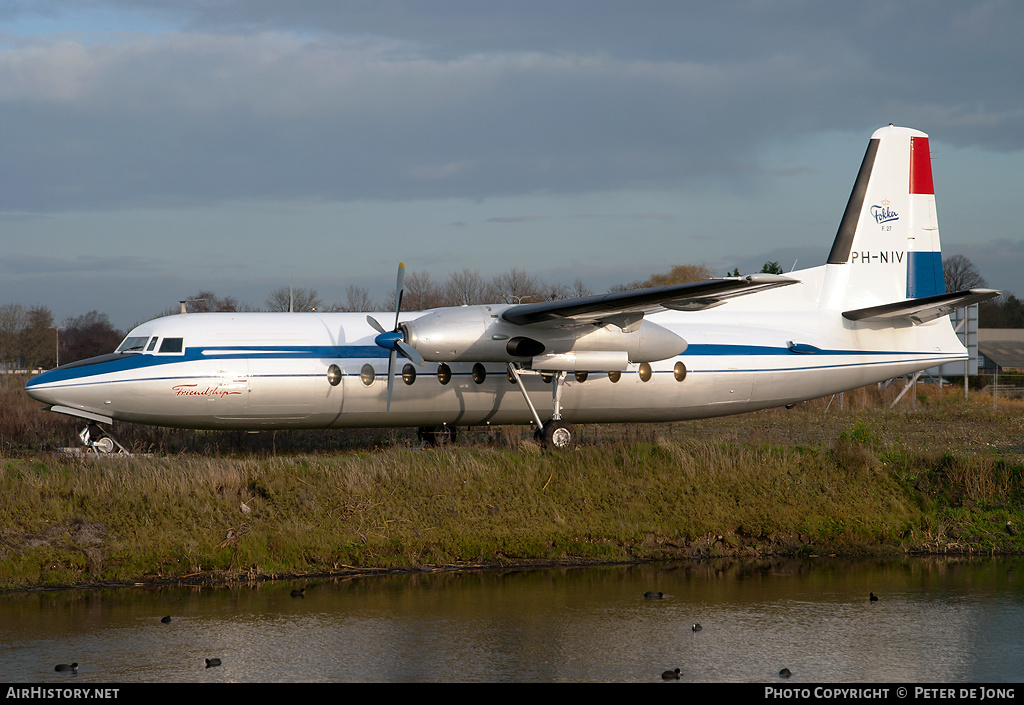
[26, 126, 998, 452]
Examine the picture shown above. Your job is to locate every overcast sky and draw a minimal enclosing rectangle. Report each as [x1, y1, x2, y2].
[2, 0, 1022, 330]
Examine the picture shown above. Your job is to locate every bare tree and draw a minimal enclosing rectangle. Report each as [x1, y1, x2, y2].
[445, 268, 494, 306]
[0, 304, 58, 369]
[943, 254, 987, 292]
[0, 303, 27, 370]
[537, 281, 571, 301]
[568, 278, 594, 298]
[492, 267, 539, 303]
[383, 270, 445, 311]
[613, 263, 715, 291]
[22, 306, 56, 369]
[266, 286, 323, 312]
[149, 291, 258, 319]
[61, 311, 123, 364]
[336, 284, 375, 312]
[183, 291, 239, 313]
[642, 263, 715, 286]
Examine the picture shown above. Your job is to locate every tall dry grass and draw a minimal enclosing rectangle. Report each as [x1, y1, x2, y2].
[4, 374, 1024, 590]
[4, 428, 1021, 590]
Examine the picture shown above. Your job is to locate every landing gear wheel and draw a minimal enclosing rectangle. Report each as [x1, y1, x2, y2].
[92, 436, 115, 454]
[79, 422, 126, 454]
[541, 420, 576, 450]
[417, 425, 457, 447]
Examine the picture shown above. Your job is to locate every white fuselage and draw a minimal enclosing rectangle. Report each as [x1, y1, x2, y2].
[24, 264, 966, 431]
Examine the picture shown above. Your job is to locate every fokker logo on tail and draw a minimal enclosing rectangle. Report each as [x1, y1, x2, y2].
[870, 202, 899, 225]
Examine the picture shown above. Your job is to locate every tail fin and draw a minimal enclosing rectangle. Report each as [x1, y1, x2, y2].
[821, 125, 946, 312]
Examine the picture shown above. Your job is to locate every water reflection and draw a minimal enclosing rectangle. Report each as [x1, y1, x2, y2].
[2, 557, 1022, 683]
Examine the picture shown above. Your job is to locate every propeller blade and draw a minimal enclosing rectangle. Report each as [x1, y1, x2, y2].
[394, 262, 406, 330]
[397, 340, 424, 367]
[374, 262, 423, 414]
[395, 261, 406, 293]
[386, 349, 397, 414]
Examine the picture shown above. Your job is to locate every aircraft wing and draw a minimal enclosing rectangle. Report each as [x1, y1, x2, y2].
[842, 289, 1000, 324]
[501, 274, 796, 330]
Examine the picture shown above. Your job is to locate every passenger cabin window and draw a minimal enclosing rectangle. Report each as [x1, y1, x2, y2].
[158, 337, 184, 354]
[117, 336, 150, 353]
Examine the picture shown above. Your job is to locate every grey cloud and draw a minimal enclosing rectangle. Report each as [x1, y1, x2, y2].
[1, 1, 1023, 214]
[0, 253, 163, 274]
[486, 216, 549, 224]
[487, 212, 673, 225]
[573, 212, 674, 223]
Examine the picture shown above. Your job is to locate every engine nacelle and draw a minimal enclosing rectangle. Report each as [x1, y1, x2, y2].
[401, 304, 687, 365]
[402, 305, 514, 362]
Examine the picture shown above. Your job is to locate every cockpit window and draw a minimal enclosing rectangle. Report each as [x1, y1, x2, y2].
[158, 337, 184, 354]
[117, 336, 150, 353]
[146, 337, 159, 352]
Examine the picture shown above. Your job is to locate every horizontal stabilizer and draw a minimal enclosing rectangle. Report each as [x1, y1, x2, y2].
[842, 289, 999, 324]
[502, 274, 796, 328]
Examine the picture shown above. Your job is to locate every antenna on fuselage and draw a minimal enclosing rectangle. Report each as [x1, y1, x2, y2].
[289, 273, 294, 313]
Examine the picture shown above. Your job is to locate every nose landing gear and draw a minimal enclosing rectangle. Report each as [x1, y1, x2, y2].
[79, 423, 128, 455]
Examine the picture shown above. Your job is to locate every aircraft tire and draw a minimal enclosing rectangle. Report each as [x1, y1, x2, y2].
[436, 425, 457, 446]
[541, 420, 575, 450]
[418, 425, 457, 447]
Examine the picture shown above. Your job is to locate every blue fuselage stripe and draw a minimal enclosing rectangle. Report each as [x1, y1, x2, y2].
[25, 343, 957, 389]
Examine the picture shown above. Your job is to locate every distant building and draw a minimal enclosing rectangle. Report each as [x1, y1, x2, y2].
[978, 329, 1024, 374]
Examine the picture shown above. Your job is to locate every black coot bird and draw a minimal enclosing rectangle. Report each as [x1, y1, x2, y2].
[54, 663, 78, 673]
[644, 591, 663, 599]
[160, 615, 172, 623]
[205, 658, 222, 668]
[1007, 521, 1016, 537]
[291, 588, 305, 598]
[779, 668, 792, 678]
[692, 623, 703, 632]
[870, 592, 879, 602]
[661, 668, 681, 680]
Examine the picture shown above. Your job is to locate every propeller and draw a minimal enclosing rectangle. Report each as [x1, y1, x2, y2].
[367, 263, 424, 413]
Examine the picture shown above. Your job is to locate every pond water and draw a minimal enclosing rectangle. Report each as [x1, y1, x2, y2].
[2, 557, 1022, 683]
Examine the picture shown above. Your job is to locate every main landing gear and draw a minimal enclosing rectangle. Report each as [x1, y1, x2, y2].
[536, 419, 576, 449]
[79, 423, 128, 455]
[417, 425, 457, 447]
[507, 363, 577, 450]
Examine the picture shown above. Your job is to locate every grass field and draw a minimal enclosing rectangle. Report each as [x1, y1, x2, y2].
[2, 374, 1023, 591]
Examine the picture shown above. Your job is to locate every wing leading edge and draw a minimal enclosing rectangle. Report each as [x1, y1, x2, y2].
[501, 274, 796, 330]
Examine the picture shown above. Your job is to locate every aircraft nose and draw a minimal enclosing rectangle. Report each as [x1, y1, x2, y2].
[25, 369, 62, 405]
